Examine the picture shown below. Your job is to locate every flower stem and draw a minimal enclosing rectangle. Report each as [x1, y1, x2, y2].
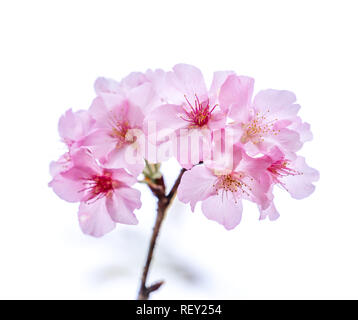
[137, 168, 186, 300]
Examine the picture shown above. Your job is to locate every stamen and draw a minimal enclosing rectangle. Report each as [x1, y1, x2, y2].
[241, 109, 280, 144]
[180, 94, 217, 128]
[79, 174, 120, 203]
[213, 173, 252, 203]
[107, 111, 134, 148]
[268, 159, 303, 190]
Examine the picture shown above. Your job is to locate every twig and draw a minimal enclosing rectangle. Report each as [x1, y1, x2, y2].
[137, 168, 186, 300]
[167, 169, 186, 203]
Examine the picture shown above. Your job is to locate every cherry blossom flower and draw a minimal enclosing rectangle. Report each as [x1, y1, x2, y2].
[265, 147, 319, 199]
[145, 64, 234, 168]
[94, 69, 165, 113]
[219, 75, 311, 157]
[177, 146, 271, 229]
[58, 109, 95, 150]
[81, 95, 146, 175]
[257, 147, 319, 221]
[50, 109, 95, 181]
[80, 71, 172, 174]
[49, 148, 141, 237]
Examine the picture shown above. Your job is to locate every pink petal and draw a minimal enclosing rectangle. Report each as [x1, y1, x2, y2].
[127, 82, 156, 112]
[115, 101, 144, 128]
[106, 146, 145, 176]
[219, 75, 254, 121]
[49, 175, 84, 203]
[201, 194, 243, 230]
[289, 118, 313, 143]
[120, 72, 147, 89]
[91, 93, 126, 117]
[205, 141, 242, 172]
[253, 89, 299, 118]
[177, 165, 217, 211]
[106, 168, 137, 186]
[70, 148, 101, 175]
[145, 68, 168, 100]
[145, 104, 185, 140]
[49, 153, 72, 177]
[259, 201, 280, 221]
[254, 128, 302, 156]
[105, 188, 141, 225]
[274, 128, 303, 153]
[94, 77, 121, 95]
[58, 109, 94, 145]
[241, 174, 271, 210]
[238, 151, 271, 185]
[207, 110, 227, 130]
[81, 129, 117, 161]
[282, 156, 319, 199]
[265, 146, 285, 161]
[209, 70, 235, 102]
[174, 128, 213, 169]
[78, 197, 116, 237]
[169, 64, 208, 101]
[49, 149, 102, 203]
[88, 97, 111, 127]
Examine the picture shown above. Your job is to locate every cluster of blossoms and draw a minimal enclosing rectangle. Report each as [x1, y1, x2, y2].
[49, 64, 319, 236]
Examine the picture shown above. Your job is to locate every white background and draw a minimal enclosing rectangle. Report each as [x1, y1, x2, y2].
[0, 0, 357, 299]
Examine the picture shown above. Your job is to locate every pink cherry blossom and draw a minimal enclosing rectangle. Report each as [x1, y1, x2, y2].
[264, 147, 319, 199]
[81, 95, 146, 176]
[94, 69, 165, 113]
[257, 147, 319, 221]
[51, 109, 95, 184]
[58, 109, 95, 150]
[49, 148, 141, 237]
[146, 64, 234, 168]
[177, 146, 271, 230]
[219, 75, 311, 157]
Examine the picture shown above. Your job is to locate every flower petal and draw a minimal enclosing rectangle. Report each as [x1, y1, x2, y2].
[170, 63, 208, 101]
[145, 104, 185, 140]
[78, 197, 115, 237]
[282, 156, 319, 199]
[94, 77, 121, 95]
[201, 194, 243, 230]
[105, 188, 141, 225]
[259, 201, 280, 221]
[253, 89, 299, 118]
[219, 75, 254, 121]
[177, 165, 217, 211]
[209, 70, 235, 102]
[58, 109, 94, 146]
[49, 175, 84, 203]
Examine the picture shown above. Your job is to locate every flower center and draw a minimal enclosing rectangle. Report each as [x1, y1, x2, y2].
[213, 172, 252, 202]
[108, 116, 135, 148]
[180, 94, 217, 128]
[92, 175, 116, 194]
[81, 173, 120, 202]
[241, 110, 279, 144]
[268, 159, 302, 185]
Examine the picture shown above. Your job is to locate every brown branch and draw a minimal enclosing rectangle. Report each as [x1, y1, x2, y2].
[167, 168, 186, 203]
[137, 168, 186, 300]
